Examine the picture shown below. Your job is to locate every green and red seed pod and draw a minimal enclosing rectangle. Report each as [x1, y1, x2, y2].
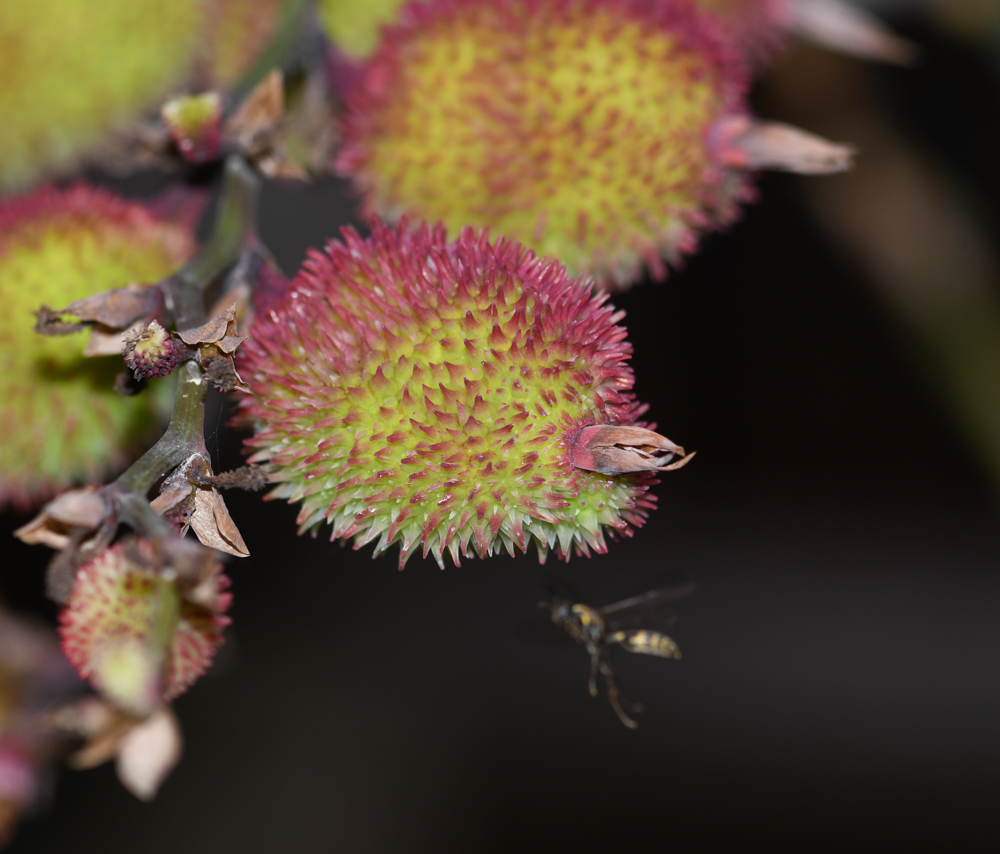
[336, 0, 756, 290]
[123, 321, 181, 381]
[0, 185, 192, 511]
[336, 0, 863, 290]
[59, 541, 231, 714]
[161, 93, 223, 165]
[238, 222, 692, 569]
[695, 0, 787, 64]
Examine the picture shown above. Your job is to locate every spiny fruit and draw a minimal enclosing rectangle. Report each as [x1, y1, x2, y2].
[196, 0, 290, 89]
[0, 0, 201, 190]
[239, 222, 691, 569]
[0, 185, 193, 510]
[694, 0, 786, 63]
[317, 0, 409, 60]
[59, 541, 230, 714]
[336, 0, 753, 289]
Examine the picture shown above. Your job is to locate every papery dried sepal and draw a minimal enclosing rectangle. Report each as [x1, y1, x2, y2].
[716, 116, 856, 174]
[114, 706, 182, 801]
[569, 426, 695, 475]
[151, 455, 250, 557]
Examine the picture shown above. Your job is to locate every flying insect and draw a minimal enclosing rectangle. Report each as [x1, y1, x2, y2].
[540, 582, 694, 728]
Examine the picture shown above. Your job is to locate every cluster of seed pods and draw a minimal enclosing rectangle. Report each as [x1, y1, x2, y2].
[0, 0, 921, 806]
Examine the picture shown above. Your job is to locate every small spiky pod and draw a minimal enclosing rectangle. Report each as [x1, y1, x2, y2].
[0, 185, 193, 510]
[336, 0, 755, 289]
[161, 93, 223, 165]
[59, 541, 231, 714]
[0, 0, 201, 190]
[123, 321, 181, 381]
[239, 222, 691, 568]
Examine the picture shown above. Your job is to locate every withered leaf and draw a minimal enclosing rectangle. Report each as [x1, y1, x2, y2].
[151, 455, 249, 558]
[178, 304, 238, 346]
[217, 334, 247, 354]
[189, 488, 249, 558]
[149, 478, 194, 518]
[44, 696, 135, 770]
[15, 488, 110, 549]
[59, 284, 162, 330]
[33, 306, 86, 336]
[226, 71, 284, 139]
[84, 321, 147, 357]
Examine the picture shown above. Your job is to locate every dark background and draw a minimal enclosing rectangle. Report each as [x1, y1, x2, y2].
[4, 13, 1000, 853]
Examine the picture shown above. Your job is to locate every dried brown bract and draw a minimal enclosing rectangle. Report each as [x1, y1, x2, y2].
[569, 426, 695, 476]
[151, 455, 250, 558]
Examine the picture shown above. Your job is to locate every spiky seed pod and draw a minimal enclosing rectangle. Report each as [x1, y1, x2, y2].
[694, 0, 787, 63]
[317, 0, 409, 60]
[336, 0, 754, 290]
[239, 222, 691, 568]
[197, 0, 289, 88]
[0, 0, 202, 190]
[59, 542, 230, 714]
[0, 185, 193, 510]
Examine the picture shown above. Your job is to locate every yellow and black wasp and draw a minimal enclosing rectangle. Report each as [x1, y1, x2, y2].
[540, 582, 693, 728]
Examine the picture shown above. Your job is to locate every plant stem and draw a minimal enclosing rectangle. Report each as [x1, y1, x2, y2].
[166, 155, 261, 330]
[114, 152, 261, 504]
[114, 361, 208, 497]
[228, 0, 313, 109]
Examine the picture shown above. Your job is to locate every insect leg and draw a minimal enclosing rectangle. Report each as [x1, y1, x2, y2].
[598, 653, 641, 729]
[587, 647, 600, 697]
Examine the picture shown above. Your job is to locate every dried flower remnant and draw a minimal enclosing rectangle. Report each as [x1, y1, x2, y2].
[151, 454, 251, 558]
[694, 0, 917, 67]
[238, 222, 691, 568]
[59, 540, 231, 716]
[124, 321, 181, 381]
[337, 0, 854, 290]
[0, 186, 194, 510]
[45, 697, 183, 801]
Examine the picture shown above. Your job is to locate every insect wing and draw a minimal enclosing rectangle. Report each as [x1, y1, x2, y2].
[597, 582, 695, 632]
